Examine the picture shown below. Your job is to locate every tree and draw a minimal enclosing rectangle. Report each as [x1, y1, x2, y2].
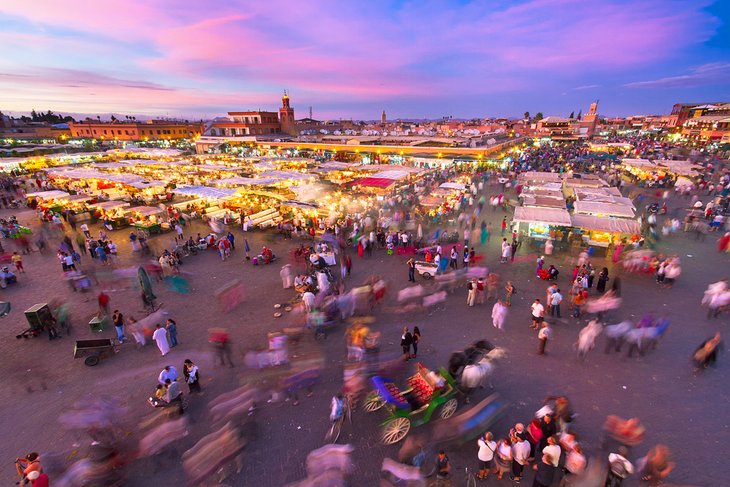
[535, 112, 543, 121]
[30, 109, 38, 120]
[111, 115, 117, 122]
[569, 111, 575, 119]
[577, 110, 582, 120]
[523, 111, 530, 120]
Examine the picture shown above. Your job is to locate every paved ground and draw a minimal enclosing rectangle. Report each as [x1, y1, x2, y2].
[0, 183, 727, 487]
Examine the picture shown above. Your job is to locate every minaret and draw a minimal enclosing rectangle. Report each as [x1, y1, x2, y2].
[381, 110, 387, 125]
[583, 100, 599, 138]
[278, 90, 296, 135]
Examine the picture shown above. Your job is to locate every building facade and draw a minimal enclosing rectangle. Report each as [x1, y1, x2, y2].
[68, 120, 203, 140]
[206, 111, 280, 137]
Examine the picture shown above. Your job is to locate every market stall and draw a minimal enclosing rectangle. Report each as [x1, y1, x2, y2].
[128, 206, 167, 234]
[570, 214, 641, 247]
[512, 206, 571, 241]
[26, 190, 71, 212]
[92, 201, 131, 228]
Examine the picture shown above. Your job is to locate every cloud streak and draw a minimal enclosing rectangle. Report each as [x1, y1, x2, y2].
[624, 62, 730, 88]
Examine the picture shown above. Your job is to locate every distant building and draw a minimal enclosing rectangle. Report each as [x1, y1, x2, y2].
[279, 91, 296, 135]
[206, 111, 280, 137]
[69, 120, 203, 141]
[381, 110, 387, 125]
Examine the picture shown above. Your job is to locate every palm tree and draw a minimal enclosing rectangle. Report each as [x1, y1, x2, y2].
[523, 111, 530, 120]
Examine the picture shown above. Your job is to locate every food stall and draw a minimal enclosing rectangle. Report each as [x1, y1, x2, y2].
[26, 190, 71, 212]
[62, 194, 95, 223]
[512, 206, 571, 243]
[128, 206, 167, 234]
[92, 201, 131, 228]
[570, 214, 641, 248]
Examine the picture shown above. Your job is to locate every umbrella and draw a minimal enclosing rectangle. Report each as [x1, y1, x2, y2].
[138, 266, 156, 302]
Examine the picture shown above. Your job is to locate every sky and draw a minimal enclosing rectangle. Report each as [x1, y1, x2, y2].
[0, 0, 728, 121]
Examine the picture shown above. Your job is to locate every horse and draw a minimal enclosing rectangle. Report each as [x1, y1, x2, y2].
[459, 347, 507, 402]
[448, 339, 494, 379]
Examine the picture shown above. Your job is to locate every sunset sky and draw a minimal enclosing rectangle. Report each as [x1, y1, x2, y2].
[1, 0, 728, 120]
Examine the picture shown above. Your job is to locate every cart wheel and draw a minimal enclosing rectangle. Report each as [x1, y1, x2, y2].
[363, 393, 385, 412]
[422, 272, 432, 280]
[84, 355, 100, 366]
[381, 417, 410, 445]
[440, 398, 458, 419]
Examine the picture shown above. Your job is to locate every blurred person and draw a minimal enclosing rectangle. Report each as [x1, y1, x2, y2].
[638, 444, 674, 486]
[15, 452, 41, 486]
[561, 444, 586, 486]
[435, 450, 451, 483]
[531, 299, 545, 330]
[505, 281, 515, 306]
[26, 471, 48, 487]
[411, 326, 421, 358]
[693, 332, 722, 372]
[605, 446, 633, 486]
[400, 327, 413, 359]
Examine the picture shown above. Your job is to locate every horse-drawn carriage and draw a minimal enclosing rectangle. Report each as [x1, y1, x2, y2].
[363, 363, 459, 444]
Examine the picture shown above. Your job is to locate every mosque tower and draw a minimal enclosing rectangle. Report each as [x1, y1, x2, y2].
[279, 90, 296, 135]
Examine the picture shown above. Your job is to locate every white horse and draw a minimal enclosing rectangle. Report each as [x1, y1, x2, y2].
[461, 347, 507, 390]
[576, 320, 603, 358]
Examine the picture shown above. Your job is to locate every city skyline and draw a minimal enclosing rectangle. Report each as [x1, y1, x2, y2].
[1, 0, 729, 120]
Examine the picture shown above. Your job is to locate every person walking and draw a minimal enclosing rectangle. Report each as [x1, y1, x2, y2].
[11, 252, 24, 273]
[166, 318, 179, 347]
[407, 257, 416, 282]
[183, 359, 201, 394]
[501, 217, 507, 236]
[605, 447, 633, 486]
[411, 326, 421, 358]
[467, 279, 477, 307]
[112, 309, 126, 343]
[492, 299, 508, 330]
[434, 450, 452, 484]
[400, 327, 413, 360]
[531, 299, 545, 329]
[477, 431, 496, 480]
[80, 222, 91, 238]
[538, 322, 551, 355]
[549, 288, 563, 318]
[152, 323, 170, 356]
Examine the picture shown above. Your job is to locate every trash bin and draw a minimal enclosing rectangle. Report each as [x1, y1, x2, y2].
[89, 315, 107, 333]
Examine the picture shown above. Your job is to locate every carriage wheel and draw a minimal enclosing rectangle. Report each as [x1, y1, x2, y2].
[439, 398, 458, 419]
[84, 355, 100, 366]
[422, 272, 432, 280]
[363, 393, 385, 412]
[381, 417, 410, 444]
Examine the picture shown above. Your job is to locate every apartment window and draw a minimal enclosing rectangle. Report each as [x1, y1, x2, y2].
[117, 130, 121, 134]
[157, 130, 161, 135]
[125, 130, 130, 135]
[104, 130, 108, 135]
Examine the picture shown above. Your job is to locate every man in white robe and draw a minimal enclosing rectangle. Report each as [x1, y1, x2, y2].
[491, 299, 508, 330]
[153, 324, 170, 356]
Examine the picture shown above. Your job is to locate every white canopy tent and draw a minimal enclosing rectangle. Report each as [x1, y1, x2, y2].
[172, 186, 238, 200]
[571, 214, 640, 234]
[513, 206, 571, 226]
[26, 190, 71, 199]
[439, 182, 466, 191]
